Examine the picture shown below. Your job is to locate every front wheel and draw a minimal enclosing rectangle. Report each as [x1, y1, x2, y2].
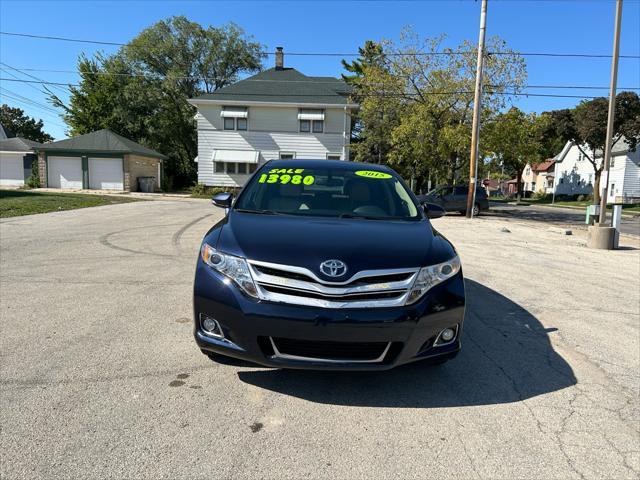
[472, 203, 480, 216]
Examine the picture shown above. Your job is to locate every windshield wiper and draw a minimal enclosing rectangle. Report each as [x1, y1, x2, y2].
[235, 208, 282, 215]
[339, 213, 414, 221]
[339, 213, 386, 220]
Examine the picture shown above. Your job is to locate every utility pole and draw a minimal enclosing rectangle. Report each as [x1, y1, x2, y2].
[466, 0, 488, 219]
[598, 0, 623, 225]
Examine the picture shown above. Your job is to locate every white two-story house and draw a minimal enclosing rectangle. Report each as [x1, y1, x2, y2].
[188, 48, 358, 187]
[553, 139, 640, 203]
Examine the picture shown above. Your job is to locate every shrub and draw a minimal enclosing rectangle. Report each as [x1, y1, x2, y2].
[533, 190, 549, 200]
[160, 174, 173, 193]
[190, 184, 229, 198]
[24, 159, 40, 188]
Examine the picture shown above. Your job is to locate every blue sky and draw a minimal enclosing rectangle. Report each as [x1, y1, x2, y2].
[1, 0, 639, 140]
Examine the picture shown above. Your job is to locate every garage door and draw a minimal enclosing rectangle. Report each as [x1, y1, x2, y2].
[0, 152, 25, 186]
[89, 157, 123, 190]
[48, 156, 83, 189]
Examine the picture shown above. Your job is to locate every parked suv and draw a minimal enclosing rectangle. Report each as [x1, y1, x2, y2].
[193, 160, 465, 370]
[418, 185, 489, 216]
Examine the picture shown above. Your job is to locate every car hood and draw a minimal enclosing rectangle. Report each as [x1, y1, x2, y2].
[213, 212, 456, 279]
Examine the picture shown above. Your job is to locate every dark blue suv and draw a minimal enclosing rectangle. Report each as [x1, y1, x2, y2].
[193, 160, 465, 370]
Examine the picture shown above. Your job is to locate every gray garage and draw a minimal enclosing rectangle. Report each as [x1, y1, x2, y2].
[36, 129, 167, 192]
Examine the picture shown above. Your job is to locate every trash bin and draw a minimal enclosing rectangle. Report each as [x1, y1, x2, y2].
[137, 176, 156, 193]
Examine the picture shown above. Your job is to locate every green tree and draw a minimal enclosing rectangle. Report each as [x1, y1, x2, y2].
[536, 110, 573, 158]
[0, 105, 54, 142]
[341, 41, 385, 88]
[484, 107, 546, 202]
[347, 28, 526, 189]
[341, 41, 388, 159]
[51, 17, 264, 188]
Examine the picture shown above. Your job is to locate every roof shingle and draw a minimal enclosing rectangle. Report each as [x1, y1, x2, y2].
[36, 129, 167, 159]
[0, 137, 41, 152]
[191, 68, 354, 105]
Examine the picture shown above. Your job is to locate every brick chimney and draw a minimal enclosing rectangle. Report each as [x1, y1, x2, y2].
[275, 47, 284, 70]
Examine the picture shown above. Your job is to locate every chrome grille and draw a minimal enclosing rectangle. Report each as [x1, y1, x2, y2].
[248, 260, 419, 308]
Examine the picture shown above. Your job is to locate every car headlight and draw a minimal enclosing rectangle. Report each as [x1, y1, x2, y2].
[200, 244, 258, 298]
[406, 255, 461, 305]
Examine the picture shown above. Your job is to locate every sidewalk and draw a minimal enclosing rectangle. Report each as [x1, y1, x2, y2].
[27, 187, 193, 200]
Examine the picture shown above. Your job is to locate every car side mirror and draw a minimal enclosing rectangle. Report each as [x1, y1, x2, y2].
[212, 192, 233, 209]
[423, 203, 446, 219]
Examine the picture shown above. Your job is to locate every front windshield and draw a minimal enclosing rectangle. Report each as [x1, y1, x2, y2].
[235, 165, 421, 220]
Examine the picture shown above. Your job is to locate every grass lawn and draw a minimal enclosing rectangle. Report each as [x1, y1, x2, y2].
[0, 190, 141, 218]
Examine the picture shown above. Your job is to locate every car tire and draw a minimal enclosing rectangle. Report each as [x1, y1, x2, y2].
[472, 203, 480, 216]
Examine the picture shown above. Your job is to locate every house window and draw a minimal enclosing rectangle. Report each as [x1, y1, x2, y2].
[299, 119, 323, 133]
[312, 120, 324, 133]
[326, 153, 341, 160]
[279, 152, 296, 160]
[610, 157, 615, 168]
[223, 117, 247, 131]
[560, 178, 564, 184]
[215, 161, 256, 174]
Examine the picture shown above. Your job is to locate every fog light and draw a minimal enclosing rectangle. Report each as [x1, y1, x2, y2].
[440, 328, 455, 342]
[200, 314, 223, 339]
[434, 326, 458, 346]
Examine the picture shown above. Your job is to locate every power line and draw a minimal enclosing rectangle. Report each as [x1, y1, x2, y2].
[0, 62, 70, 95]
[0, 91, 67, 129]
[1, 31, 639, 59]
[0, 85, 63, 115]
[0, 78, 608, 99]
[0, 31, 124, 46]
[0, 78, 78, 87]
[2, 67, 638, 91]
[0, 87, 60, 114]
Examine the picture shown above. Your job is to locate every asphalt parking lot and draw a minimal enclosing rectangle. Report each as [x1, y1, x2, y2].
[1, 199, 639, 479]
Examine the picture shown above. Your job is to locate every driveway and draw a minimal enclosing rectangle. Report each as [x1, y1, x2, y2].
[1, 200, 638, 479]
[489, 202, 640, 237]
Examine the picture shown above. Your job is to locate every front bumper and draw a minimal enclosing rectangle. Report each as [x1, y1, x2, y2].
[193, 261, 465, 371]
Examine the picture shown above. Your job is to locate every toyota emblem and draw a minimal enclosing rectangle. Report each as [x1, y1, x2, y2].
[320, 259, 348, 278]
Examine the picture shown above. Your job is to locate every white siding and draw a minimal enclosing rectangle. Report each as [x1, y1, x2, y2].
[553, 143, 640, 202]
[195, 104, 350, 187]
[554, 145, 599, 196]
[620, 150, 640, 202]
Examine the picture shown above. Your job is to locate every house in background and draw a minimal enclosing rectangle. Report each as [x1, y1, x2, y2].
[521, 159, 556, 196]
[0, 125, 41, 187]
[188, 48, 358, 188]
[552, 139, 640, 203]
[36, 129, 166, 192]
